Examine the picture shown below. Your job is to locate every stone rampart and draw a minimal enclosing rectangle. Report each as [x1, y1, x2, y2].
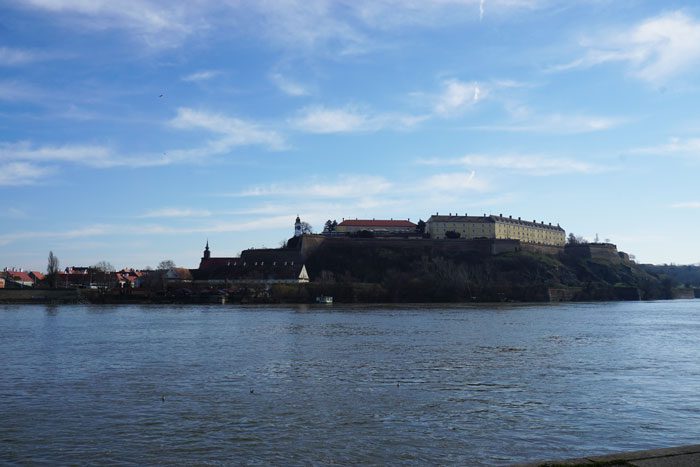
[564, 243, 621, 262]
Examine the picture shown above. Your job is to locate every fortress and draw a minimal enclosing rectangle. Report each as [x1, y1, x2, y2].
[426, 213, 565, 246]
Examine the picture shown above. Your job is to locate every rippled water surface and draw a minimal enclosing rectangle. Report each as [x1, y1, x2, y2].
[1, 301, 700, 465]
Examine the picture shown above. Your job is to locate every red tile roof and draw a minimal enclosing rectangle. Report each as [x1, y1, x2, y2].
[30, 271, 45, 280]
[338, 219, 416, 228]
[8, 271, 33, 282]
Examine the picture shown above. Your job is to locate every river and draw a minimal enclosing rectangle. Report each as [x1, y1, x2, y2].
[1, 301, 699, 465]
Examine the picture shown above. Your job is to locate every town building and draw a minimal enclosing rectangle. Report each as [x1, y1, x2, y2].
[426, 213, 565, 246]
[335, 219, 417, 234]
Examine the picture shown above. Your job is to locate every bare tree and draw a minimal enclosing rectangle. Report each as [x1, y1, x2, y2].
[93, 261, 115, 272]
[300, 221, 313, 234]
[47, 251, 60, 288]
[157, 259, 176, 270]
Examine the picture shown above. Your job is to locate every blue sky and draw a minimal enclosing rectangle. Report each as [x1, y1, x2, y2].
[2, 0, 700, 270]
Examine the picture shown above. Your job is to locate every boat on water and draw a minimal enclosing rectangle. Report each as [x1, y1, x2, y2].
[315, 295, 333, 304]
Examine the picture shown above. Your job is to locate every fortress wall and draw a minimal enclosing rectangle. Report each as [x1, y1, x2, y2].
[564, 243, 621, 262]
[521, 243, 563, 256]
[312, 237, 503, 256]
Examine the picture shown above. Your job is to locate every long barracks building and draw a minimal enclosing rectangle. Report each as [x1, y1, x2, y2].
[426, 213, 566, 246]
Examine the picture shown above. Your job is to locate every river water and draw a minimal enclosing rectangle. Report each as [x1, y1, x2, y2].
[1, 301, 699, 465]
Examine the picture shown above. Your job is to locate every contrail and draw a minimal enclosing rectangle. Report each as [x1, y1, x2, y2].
[479, 0, 485, 21]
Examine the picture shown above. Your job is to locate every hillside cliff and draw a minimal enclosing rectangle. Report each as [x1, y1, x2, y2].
[282, 238, 679, 302]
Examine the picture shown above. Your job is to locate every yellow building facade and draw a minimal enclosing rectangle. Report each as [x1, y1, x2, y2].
[426, 214, 565, 246]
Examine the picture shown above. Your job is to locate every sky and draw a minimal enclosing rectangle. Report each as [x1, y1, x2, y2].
[2, 0, 700, 271]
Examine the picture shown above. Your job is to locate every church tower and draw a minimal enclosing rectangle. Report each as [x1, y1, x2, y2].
[203, 240, 211, 259]
[294, 216, 302, 237]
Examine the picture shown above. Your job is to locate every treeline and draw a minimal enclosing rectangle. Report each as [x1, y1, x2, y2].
[640, 264, 700, 288]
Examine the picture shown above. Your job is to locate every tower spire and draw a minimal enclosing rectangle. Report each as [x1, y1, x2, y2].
[203, 239, 211, 259]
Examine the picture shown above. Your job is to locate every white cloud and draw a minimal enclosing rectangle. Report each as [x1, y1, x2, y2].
[18, 0, 195, 49]
[0, 108, 287, 183]
[239, 175, 393, 198]
[181, 70, 221, 82]
[270, 73, 309, 96]
[0, 141, 113, 166]
[0, 216, 297, 247]
[291, 105, 425, 133]
[291, 106, 368, 133]
[0, 47, 44, 66]
[629, 137, 700, 156]
[0, 80, 45, 102]
[420, 153, 604, 176]
[468, 113, 624, 133]
[552, 11, 700, 83]
[423, 170, 490, 192]
[170, 107, 286, 150]
[0, 162, 54, 186]
[138, 208, 213, 219]
[671, 201, 700, 209]
[13, 0, 549, 53]
[433, 79, 485, 117]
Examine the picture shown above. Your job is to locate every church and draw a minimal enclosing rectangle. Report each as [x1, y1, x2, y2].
[192, 216, 310, 285]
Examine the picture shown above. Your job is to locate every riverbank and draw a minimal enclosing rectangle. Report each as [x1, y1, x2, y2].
[513, 443, 700, 466]
[0, 285, 698, 305]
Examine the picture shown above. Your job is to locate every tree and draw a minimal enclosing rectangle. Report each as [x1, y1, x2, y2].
[157, 259, 176, 270]
[567, 233, 587, 245]
[300, 221, 313, 234]
[415, 219, 426, 234]
[324, 220, 338, 232]
[445, 230, 461, 239]
[93, 261, 115, 272]
[47, 251, 60, 288]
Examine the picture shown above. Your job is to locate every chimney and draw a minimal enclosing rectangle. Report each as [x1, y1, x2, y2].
[509, 215, 512, 219]
[499, 213, 502, 217]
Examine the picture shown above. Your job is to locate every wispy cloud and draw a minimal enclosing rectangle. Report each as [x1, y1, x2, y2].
[629, 137, 700, 156]
[13, 1, 548, 53]
[0, 80, 45, 102]
[291, 105, 426, 133]
[17, 0, 196, 49]
[138, 208, 213, 219]
[239, 175, 393, 198]
[420, 153, 605, 176]
[671, 201, 700, 209]
[0, 162, 54, 186]
[467, 113, 625, 133]
[433, 79, 485, 117]
[0, 108, 287, 183]
[0, 47, 48, 66]
[170, 107, 286, 150]
[270, 73, 309, 96]
[181, 70, 221, 82]
[0, 216, 295, 247]
[551, 11, 700, 83]
[0, 141, 113, 166]
[423, 170, 490, 192]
